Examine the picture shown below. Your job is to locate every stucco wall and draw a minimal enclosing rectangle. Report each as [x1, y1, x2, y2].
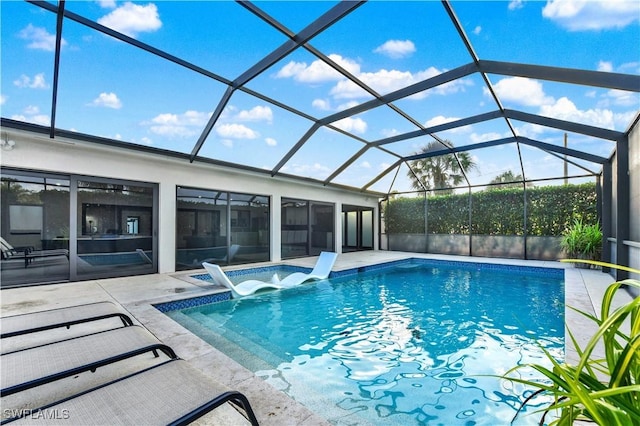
[628, 116, 640, 281]
[0, 129, 380, 273]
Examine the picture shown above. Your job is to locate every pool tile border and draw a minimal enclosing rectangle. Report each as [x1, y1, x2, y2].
[154, 292, 231, 312]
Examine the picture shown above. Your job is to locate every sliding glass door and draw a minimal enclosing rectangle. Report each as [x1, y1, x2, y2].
[176, 187, 270, 270]
[342, 205, 374, 252]
[1, 172, 70, 287]
[281, 198, 334, 259]
[76, 179, 156, 280]
[1, 169, 158, 287]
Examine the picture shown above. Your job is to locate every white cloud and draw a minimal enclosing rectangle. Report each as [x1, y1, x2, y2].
[97, 2, 162, 38]
[139, 136, 153, 145]
[234, 105, 273, 122]
[618, 61, 640, 74]
[276, 54, 361, 83]
[89, 92, 122, 109]
[11, 114, 50, 126]
[0, 95, 6, 105]
[11, 105, 50, 126]
[360, 161, 372, 168]
[425, 115, 472, 133]
[381, 128, 400, 138]
[542, 0, 639, 31]
[24, 105, 40, 115]
[277, 53, 471, 102]
[508, 0, 524, 10]
[215, 123, 259, 139]
[373, 40, 416, 59]
[489, 77, 554, 107]
[379, 162, 391, 171]
[265, 137, 277, 146]
[285, 162, 332, 176]
[332, 117, 367, 134]
[18, 24, 66, 51]
[14, 73, 49, 89]
[222, 139, 234, 148]
[470, 131, 506, 143]
[312, 99, 332, 111]
[98, 0, 117, 8]
[473, 26, 482, 35]
[147, 110, 210, 137]
[332, 66, 472, 100]
[615, 110, 638, 129]
[540, 96, 615, 129]
[597, 60, 614, 72]
[600, 89, 639, 107]
[336, 100, 361, 111]
[513, 122, 548, 138]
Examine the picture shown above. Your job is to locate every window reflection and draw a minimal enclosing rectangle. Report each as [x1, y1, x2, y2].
[1, 173, 70, 287]
[176, 187, 269, 270]
[76, 181, 154, 278]
[281, 198, 334, 259]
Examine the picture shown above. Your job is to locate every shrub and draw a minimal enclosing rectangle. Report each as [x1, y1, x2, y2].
[384, 183, 597, 236]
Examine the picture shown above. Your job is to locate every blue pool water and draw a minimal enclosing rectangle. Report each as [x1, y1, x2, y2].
[167, 260, 564, 425]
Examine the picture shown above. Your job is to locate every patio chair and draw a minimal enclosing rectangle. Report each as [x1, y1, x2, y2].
[1, 237, 69, 269]
[136, 248, 153, 264]
[5, 358, 259, 426]
[1, 325, 176, 398]
[200, 243, 240, 264]
[0, 301, 133, 340]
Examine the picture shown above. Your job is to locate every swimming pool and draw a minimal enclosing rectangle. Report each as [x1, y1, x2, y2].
[166, 259, 564, 425]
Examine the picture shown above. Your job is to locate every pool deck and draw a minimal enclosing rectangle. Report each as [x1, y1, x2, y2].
[1, 251, 634, 425]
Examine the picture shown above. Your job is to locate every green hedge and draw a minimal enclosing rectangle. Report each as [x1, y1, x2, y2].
[384, 183, 598, 236]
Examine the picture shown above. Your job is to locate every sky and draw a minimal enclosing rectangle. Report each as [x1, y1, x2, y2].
[1, 0, 639, 194]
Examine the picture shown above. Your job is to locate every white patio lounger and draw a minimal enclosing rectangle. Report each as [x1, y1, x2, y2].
[278, 251, 338, 287]
[0, 301, 133, 340]
[1, 325, 176, 398]
[202, 262, 285, 298]
[6, 359, 259, 426]
[201, 243, 240, 264]
[202, 251, 337, 298]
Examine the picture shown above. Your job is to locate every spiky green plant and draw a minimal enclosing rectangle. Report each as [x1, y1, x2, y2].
[560, 219, 602, 261]
[504, 260, 640, 425]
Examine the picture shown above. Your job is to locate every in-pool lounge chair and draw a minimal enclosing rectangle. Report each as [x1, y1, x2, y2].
[202, 262, 284, 298]
[278, 251, 338, 287]
[203, 251, 337, 298]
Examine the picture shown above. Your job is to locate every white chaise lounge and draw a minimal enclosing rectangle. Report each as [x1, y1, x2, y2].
[203, 251, 338, 298]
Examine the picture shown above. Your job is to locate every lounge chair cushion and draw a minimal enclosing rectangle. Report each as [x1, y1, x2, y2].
[1, 301, 133, 342]
[8, 360, 259, 426]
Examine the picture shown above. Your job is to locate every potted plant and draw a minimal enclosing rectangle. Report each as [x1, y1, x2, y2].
[560, 219, 602, 268]
[503, 261, 640, 425]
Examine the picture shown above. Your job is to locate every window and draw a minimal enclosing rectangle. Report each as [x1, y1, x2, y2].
[176, 187, 269, 270]
[281, 198, 334, 259]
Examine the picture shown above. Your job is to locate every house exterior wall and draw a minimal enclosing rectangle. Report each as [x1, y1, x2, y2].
[627, 117, 640, 281]
[0, 129, 379, 273]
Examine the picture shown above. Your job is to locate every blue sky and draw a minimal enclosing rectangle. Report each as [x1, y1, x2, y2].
[1, 0, 639, 193]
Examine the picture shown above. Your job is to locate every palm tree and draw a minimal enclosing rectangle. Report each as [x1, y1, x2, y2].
[406, 141, 475, 194]
[488, 170, 531, 189]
